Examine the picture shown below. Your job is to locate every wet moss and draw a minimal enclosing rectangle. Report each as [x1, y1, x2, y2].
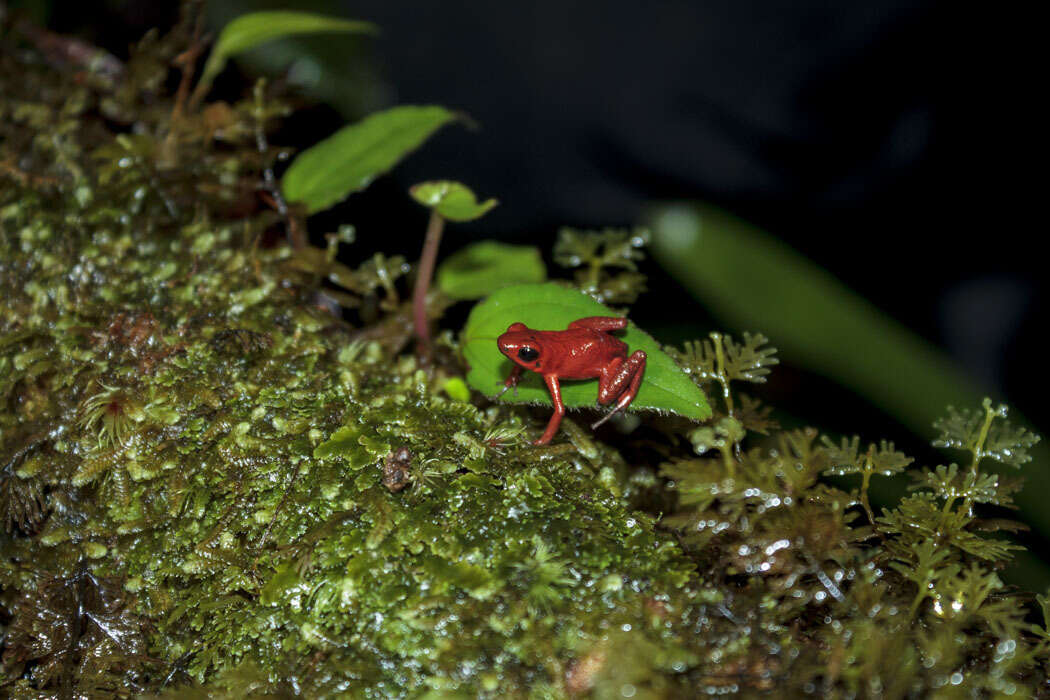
[2, 9, 1049, 698]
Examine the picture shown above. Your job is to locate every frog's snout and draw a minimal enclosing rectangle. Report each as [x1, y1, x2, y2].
[496, 333, 515, 356]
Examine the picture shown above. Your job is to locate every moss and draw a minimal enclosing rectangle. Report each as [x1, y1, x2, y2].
[2, 10, 1049, 699]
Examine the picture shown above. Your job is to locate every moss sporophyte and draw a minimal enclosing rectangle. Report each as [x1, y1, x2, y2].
[2, 5, 1049, 697]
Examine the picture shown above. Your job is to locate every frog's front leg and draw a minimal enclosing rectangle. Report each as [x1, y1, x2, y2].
[495, 364, 524, 398]
[535, 374, 565, 444]
[592, 350, 647, 429]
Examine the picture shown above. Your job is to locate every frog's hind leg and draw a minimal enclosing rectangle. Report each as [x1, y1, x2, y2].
[591, 350, 647, 429]
[568, 316, 627, 332]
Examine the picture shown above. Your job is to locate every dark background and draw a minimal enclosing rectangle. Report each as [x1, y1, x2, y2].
[15, 2, 1042, 499]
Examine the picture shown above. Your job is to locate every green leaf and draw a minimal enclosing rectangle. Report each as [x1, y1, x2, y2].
[199, 11, 378, 94]
[283, 106, 458, 214]
[410, 181, 498, 222]
[443, 377, 472, 402]
[437, 241, 546, 300]
[461, 283, 711, 420]
[647, 203, 980, 427]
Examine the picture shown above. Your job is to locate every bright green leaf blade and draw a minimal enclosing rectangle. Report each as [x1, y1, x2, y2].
[462, 283, 711, 420]
[648, 203, 977, 423]
[283, 105, 458, 214]
[437, 241, 546, 300]
[200, 11, 378, 93]
[647, 202, 1050, 583]
[409, 180, 498, 222]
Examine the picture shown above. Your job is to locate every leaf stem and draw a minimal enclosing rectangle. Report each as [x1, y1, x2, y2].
[413, 210, 445, 357]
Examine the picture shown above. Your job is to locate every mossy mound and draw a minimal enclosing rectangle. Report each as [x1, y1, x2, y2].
[0, 19, 708, 697]
[3, 12, 1049, 699]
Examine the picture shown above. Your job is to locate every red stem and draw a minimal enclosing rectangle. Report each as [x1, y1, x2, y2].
[412, 210, 445, 356]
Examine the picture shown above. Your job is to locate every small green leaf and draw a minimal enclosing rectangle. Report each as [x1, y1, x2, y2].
[437, 241, 546, 300]
[200, 11, 378, 94]
[443, 377, 472, 402]
[409, 180, 498, 222]
[462, 283, 711, 420]
[283, 106, 458, 214]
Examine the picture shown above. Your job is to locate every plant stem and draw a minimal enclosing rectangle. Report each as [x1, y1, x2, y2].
[859, 445, 879, 529]
[970, 398, 995, 478]
[413, 210, 445, 357]
[860, 470, 876, 528]
[719, 443, 736, 478]
[710, 332, 734, 416]
[252, 81, 304, 250]
[908, 587, 926, 619]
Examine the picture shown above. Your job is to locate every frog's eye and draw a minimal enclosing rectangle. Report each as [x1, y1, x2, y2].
[518, 347, 539, 362]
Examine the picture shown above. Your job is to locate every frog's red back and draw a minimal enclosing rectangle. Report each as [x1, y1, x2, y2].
[497, 324, 628, 380]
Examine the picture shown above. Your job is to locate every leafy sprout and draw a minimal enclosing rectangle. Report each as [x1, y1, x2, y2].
[669, 331, 778, 417]
[910, 464, 1011, 508]
[77, 383, 142, 449]
[885, 538, 960, 618]
[512, 537, 575, 613]
[409, 180, 497, 356]
[822, 437, 912, 527]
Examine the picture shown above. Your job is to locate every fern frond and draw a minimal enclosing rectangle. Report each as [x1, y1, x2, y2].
[933, 399, 1040, 470]
[737, 394, 778, 435]
[553, 227, 648, 271]
[722, 332, 779, 383]
[910, 464, 1007, 506]
[822, 437, 912, 477]
[983, 416, 1039, 468]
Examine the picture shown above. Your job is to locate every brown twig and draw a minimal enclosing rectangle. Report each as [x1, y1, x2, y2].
[169, 27, 209, 130]
[253, 84, 305, 250]
[13, 18, 124, 81]
[0, 156, 59, 188]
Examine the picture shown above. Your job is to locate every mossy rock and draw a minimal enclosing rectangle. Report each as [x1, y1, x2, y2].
[2, 12, 1048, 699]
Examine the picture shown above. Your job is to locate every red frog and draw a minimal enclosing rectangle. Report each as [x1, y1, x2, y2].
[496, 317, 647, 445]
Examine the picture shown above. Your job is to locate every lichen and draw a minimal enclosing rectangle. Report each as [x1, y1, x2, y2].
[2, 8, 1049, 699]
